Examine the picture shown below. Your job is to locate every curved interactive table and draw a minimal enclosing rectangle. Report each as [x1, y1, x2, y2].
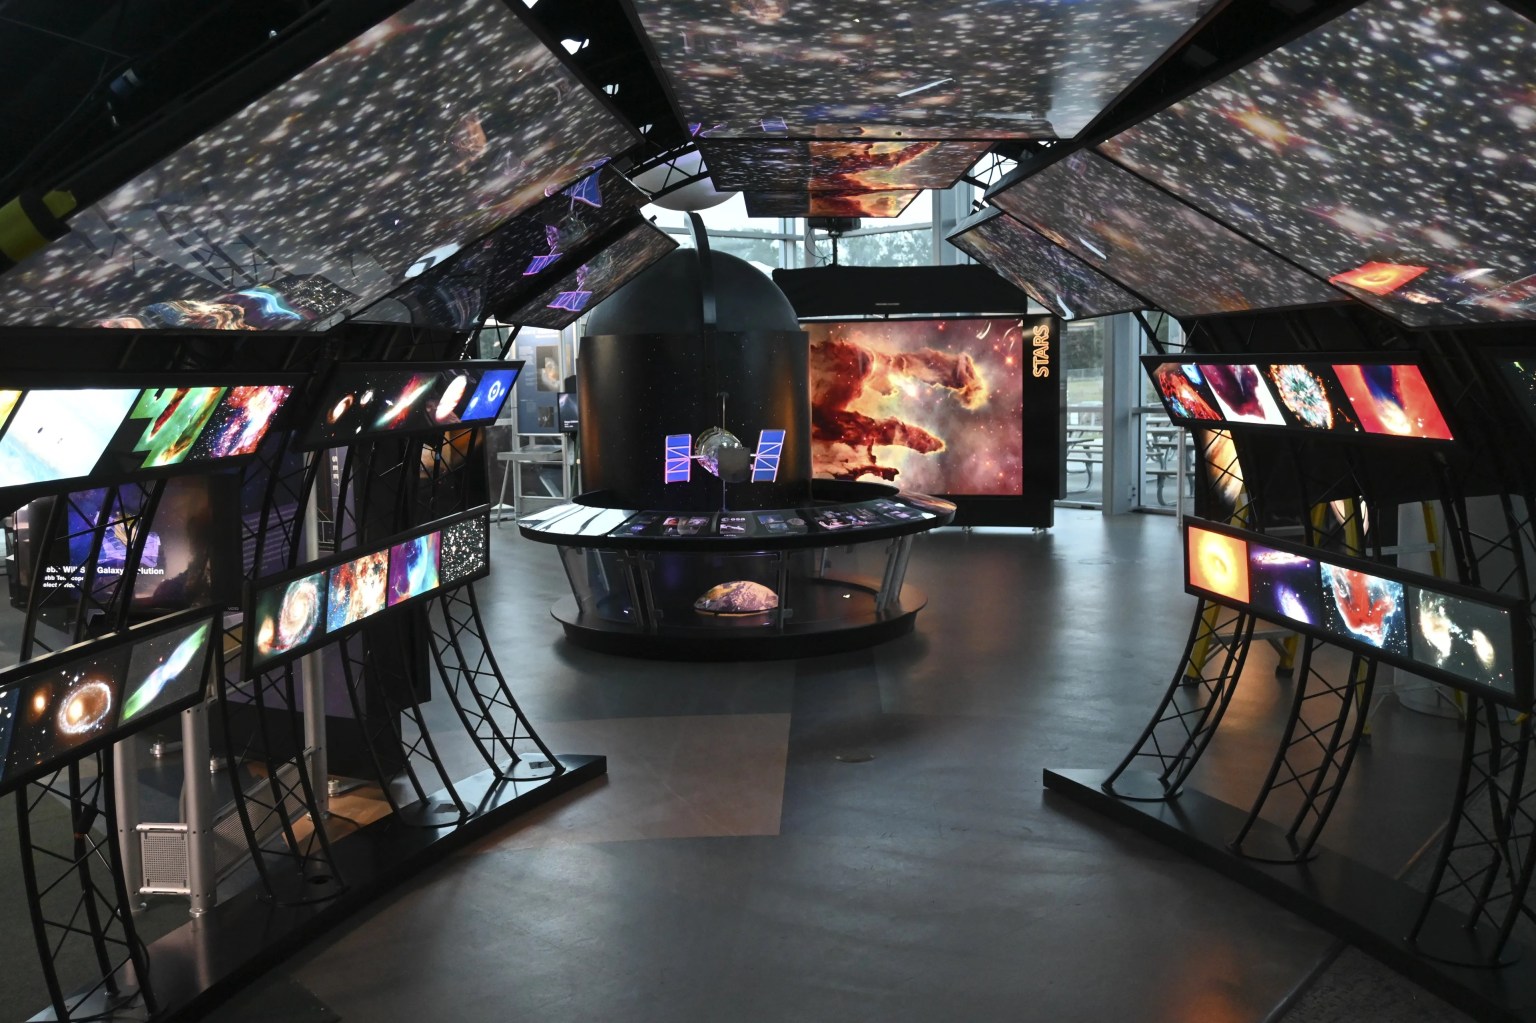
[517, 481, 955, 659]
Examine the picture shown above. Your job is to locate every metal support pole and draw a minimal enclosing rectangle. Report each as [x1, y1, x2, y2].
[181, 700, 217, 916]
[113, 741, 144, 915]
[300, 458, 329, 817]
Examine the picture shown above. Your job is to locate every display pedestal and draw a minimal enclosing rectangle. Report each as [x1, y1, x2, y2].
[1043, 768, 1536, 1023]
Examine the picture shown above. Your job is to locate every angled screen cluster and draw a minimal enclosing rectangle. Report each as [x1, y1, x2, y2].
[0, 610, 219, 795]
[1145, 358, 1454, 441]
[1185, 521, 1531, 708]
[498, 219, 677, 329]
[298, 361, 520, 450]
[246, 508, 489, 672]
[744, 190, 922, 219]
[0, 381, 296, 496]
[0, 0, 634, 330]
[947, 208, 1146, 320]
[1098, 0, 1536, 327]
[989, 150, 1346, 318]
[704, 140, 991, 192]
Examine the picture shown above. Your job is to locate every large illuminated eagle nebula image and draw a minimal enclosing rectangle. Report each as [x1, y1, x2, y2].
[806, 319, 1023, 495]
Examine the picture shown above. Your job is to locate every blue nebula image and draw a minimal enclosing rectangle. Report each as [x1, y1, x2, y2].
[388, 532, 441, 606]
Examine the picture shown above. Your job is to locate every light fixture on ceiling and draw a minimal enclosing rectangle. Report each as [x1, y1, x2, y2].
[561, 37, 588, 55]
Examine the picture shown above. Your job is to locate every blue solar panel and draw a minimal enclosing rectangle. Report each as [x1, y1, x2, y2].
[752, 429, 785, 483]
[563, 170, 604, 208]
[664, 434, 692, 483]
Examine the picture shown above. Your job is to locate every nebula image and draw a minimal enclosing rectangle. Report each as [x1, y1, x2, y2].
[1329, 262, 1429, 296]
[1266, 364, 1357, 431]
[373, 374, 437, 431]
[706, 140, 992, 193]
[1320, 563, 1409, 654]
[949, 211, 1143, 321]
[439, 516, 488, 582]
[1409, 588, 1513, 691]
[388, 531, 442, 606]
[806, 318, 1022, 494]
[254, 571, 326, 662]
[434, 374, 470, 422]
[122, 621, 213, 723]
[189, 385, 294, 459]
[1202, 364, 1287, 425]
[127, 387, 227, 467]
[0, 389, 140, 489]
[326, 551, 390, 632]
[744, 189, 922, 219]
[1186, 525, 1250, 603]
[1332, 364, 1453, 440]
[502, 220, 676, 330]
[694, 580, 779, 616]
[1152, 363, 1222, 421]
[1248, 544, 1321, 625]
[6, 652, 129, 777]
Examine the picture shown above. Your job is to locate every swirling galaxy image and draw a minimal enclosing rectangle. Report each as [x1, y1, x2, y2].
[388, 531, 441, 606]
[1266, 365, 1357, 431]
[0, 389, 140, 489]
[1321, 563, 1409, 654]
[950, 211, 1144, 320]
[6, 652, 128, 777]
[806, 318, 1024, 494]
[439, 517, 488, 582]
[1098, 0, 1536, 327]
[1202, 364, 1287, 425]
[122, 622, 212, 723]
[253, 571, 326, 663]
[1248, 544, 1321, 625]
[1152, 363, 1222, 421]
[189, 385, 294, 459]
[326, 551, 389, 632]
[127, 387, 226, 467]
[460, 369, 517, 422]
[1409, 589, 1513, 691]
[1186, 525, 1250, 603]
[1333, 364, 1453, 440]
[372, 374, 437, 431]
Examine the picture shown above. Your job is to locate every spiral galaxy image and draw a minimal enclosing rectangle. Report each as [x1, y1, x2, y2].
[254, 571, 327, 663]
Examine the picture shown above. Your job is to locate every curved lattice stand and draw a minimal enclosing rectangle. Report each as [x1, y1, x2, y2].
[13, 755, 155, 1021]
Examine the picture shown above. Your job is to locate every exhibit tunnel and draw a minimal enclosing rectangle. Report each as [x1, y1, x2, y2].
[0, 0, 1533, 1020]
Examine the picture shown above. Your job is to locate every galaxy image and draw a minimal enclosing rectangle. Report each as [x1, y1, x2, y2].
[121, 621, 213, 723]
[188, 385, 296, 459]
[372, 373, 439, 432]
[124, 387, 226, 467]
[1202, 364, 1287, 426]
[1247, 544, 1321, 626]
[694, 580, 779, 616]
[1320, 563, 1410, 655]
[1150, 363, 1223, 422]
[1333, 364, 1453, 440]
[630, 0, 1210, 138]
[744, 190, 922, 218]
[501, 220, 677, 329]
[253, 571, 327, 664]
[806, 318, 1024, 495]
[0, 687, 18, 781]
[439, 516, 488, 583]
[703, 140, 991, 192]
[326, 551, 389, 632]
[5, 649, 130, 780]
[1265, 365, 1358, 431]
[460, 368, 519, 422]
[949, 210, 1144, 320]
[1097, 0, 1536, 327]
[990, 150, 1346, 317]
[1186, 525, 1250, 604]
[0, 0, 634, 330]
[388, 531, 441, 606]
[0, 389, 141, 490]
[1409, 588, 1514, 691]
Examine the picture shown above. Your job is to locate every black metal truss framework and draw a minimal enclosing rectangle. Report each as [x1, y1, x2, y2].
[14, 754, 155, 1021]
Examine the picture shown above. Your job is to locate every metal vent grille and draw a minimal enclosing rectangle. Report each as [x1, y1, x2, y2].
[137, 825, 190, 895]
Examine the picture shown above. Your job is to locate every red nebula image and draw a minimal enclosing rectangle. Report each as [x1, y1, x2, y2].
[1187, 525, 1250, 604]
[1329, 262, 1428, 296]
[806, 319, 1022, 494]
[1333, 364, 1453, 440]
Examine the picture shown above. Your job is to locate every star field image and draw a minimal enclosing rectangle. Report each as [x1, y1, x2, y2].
[439, 516, 489, 583]
[702, 140, 990, 192]
[949, 209, 1144, 319]
[744, 190, 922, 218]
[805, 318, 1025, 495]
[631, 0, 1213, 138]
[188, 385, 296, 459]
[991, 150, 1346, 317]
[0, 0, 634, 329]
[0, 687, 19, 782]
[501, 220, 677, 329]
[1097, 0, 1536, 326]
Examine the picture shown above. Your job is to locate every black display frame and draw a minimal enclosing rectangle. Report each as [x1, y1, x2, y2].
[0, 606, 221, 796]
[1141, 353, 1461, 447]
[293, 359, 523, 452]
[242, 505, 491, 676]
[1182, 517, 1533, 710]
[1475, 342, 1536, 441]
[0, 371, 305, 504]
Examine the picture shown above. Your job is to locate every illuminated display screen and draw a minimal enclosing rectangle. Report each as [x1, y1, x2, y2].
[0, 0, 634, 330]
[251, 571, 327, 668]
[299, 361, 520, 450]
[499, 220, 677, 329]
[1183, 519, 1530, 707]
[631, 0, 1213, 139]
[990, 150, 1345, 317]
[121, 619, 214, 724]
[5, 649, 131, 783]
[388, 532, 441, 606]
[804, 317, 1034, 496]
[1493, 354, 1536, 435]
[704, 140, 991, 192]
[326, 552, 390, 633]
[744, 190, 922, 219]
[0, 390, 140, 489]
[947, 209, 1145, 320]
[1332, 364, 1453, 440]
[1097, 0, 1536, 326]
[1203, 365, 1286, 426]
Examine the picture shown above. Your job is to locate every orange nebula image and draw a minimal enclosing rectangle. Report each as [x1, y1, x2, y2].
[1187, 525, 1250, 603]
[1333, 363, 1452, 440]
[1329, 262, 1428, 296]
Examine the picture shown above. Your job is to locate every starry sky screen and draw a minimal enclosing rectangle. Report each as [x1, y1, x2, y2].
[499, 220, 677, 329]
